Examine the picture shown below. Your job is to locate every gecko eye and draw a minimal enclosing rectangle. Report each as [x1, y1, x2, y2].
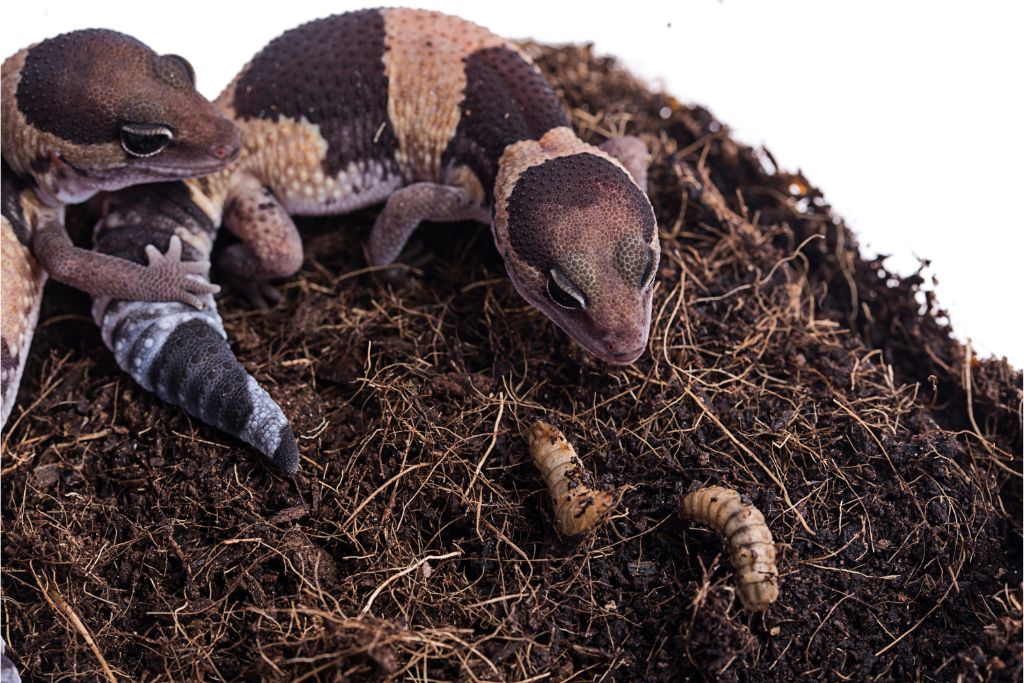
[547, 269, 587, 310]
[120, 123, 174, 158]
[640, 250, 659, 290]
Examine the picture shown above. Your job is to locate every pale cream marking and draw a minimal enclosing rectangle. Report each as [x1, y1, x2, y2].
[0, 215, 46, 406]
[381, 8, 511, 181]
[446, 165, 486, 207]
[211, 113, 402, 216]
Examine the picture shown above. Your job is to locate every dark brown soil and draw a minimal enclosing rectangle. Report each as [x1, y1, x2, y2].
[2, 43, 1021, 682]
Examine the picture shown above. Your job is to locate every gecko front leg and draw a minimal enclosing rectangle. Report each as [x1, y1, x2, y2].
[366, 182, 486, 266]
[31, 218, 219, 309]
[218, 176, 304, 309]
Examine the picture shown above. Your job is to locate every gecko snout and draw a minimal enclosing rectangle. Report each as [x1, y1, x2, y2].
[209, 124, 242, 163]
[603, 330, 649, 365]
[607, 344, 646, 364]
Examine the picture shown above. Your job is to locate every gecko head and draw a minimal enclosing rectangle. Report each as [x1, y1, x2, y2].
[494, 136, 660, 365]
[11, 29, 240, 200]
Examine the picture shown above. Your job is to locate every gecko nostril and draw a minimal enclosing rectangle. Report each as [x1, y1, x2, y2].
[211, 141, 241, 162]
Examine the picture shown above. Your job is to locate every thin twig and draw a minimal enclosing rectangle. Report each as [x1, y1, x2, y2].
[685, 388, 815, 535]
[362, 551, 463, 614]
[31, 564, 119, 683]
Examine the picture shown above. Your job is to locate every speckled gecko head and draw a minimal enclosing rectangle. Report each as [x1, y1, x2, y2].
[1, 29, 240, 203]
[494, 128, 660, 364]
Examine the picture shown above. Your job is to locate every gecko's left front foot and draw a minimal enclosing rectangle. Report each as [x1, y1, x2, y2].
[31, 223, 219, 310]
[364, 238, 435, 287]
[218, 176, 304, 309]
[141, 234, 220, 309]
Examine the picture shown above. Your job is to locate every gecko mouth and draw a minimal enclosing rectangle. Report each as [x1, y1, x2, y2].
[97, 156, 238, 189]
[563, 324, 647, 365]
[606, 346, 646, 364]
[139, 154, 239, 176]
[501, 266, 650, 366]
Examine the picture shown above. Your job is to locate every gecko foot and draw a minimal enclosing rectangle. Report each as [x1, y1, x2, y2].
[365, 239, 434, 287]
[142, 235, 220, 309]
[223, 275, 283, 310]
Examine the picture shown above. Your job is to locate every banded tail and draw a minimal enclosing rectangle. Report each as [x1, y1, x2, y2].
[92, 182, 299, 472]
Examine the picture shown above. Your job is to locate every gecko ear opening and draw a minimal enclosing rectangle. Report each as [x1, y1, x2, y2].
[547, 268, 587, 310]
[164, 54, 197, 86]
[120, 123, 174, 158]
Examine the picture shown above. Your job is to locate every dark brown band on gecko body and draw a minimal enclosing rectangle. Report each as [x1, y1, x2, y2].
[95, 181, 217, 262]
[443, 47, 569, 195]
[231, 9, 399, 178]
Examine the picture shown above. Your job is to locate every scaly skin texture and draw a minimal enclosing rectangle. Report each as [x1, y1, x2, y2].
[207, 8, 659, 361]
[90, 8, 659, 470]
[0, 29, 241, 427]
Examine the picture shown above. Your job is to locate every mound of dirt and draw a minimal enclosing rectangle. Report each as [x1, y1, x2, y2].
[2, 43, 1020, 682]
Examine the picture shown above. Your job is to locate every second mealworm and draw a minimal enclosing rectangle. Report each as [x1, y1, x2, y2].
[679, 486, 780, 611]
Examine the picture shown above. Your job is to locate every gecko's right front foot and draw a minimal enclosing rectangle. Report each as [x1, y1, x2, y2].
[217, 243, 286, 309]
[223, 274, 283, 310]
[142, 234, 220, 309]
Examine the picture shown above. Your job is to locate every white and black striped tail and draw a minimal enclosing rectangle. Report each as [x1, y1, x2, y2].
[91, 182, 299, 472]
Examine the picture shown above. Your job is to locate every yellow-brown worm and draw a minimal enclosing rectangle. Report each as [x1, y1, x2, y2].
[526, 421, 616, 536]
[679, 486, 780, 611]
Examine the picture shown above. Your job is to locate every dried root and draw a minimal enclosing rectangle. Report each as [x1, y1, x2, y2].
[679, 486, 780, 611]
[526, 421, 616, 536]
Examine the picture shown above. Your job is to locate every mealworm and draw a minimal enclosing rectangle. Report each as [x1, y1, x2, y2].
[679, 486, 780, 611]
[526, 421, 616, 536]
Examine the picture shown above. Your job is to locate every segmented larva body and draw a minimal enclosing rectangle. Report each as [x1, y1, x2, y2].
[679, 486, 779, 611]
[526, 421, 616, 536]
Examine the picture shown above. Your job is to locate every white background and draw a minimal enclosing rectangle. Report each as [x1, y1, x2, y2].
[4, 1, 1021, 366]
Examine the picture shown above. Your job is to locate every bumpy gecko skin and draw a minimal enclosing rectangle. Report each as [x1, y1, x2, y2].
[214, 8, 657, 360]
[1, 30, 241, 427]
[220, 9, 658, 363]
[3, 30, 240, 196]
[495, 132, 658, 362]
[91, 8, 658, 469]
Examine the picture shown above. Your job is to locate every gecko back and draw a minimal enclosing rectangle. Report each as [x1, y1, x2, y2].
[196, 9, 658, 363]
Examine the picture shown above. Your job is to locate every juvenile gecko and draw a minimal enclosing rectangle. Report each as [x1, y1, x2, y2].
[1, 29, 241, 427]
[91, 8, 661, 471]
